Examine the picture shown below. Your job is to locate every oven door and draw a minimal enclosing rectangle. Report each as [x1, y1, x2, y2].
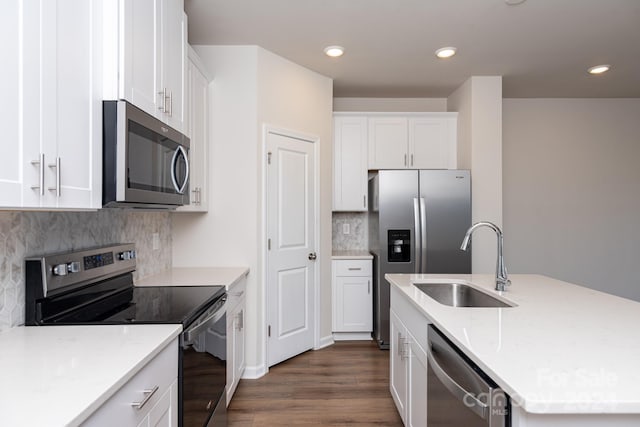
[181, 296, 227, 427]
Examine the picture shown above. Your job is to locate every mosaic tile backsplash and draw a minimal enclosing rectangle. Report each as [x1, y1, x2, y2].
[0, 210, 171, 332]
[332, 212, 368, 251]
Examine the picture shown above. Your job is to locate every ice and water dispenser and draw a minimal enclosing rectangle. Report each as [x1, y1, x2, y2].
[387, 230, 410, 262]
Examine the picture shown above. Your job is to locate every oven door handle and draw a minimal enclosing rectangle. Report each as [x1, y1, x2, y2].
[427, 343, 488, 419]
[183, 298, 227, 344]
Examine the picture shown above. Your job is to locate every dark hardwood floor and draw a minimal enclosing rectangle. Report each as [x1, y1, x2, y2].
[228, 340, 404, 426]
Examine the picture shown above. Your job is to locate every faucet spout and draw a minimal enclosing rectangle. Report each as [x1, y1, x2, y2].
[460, 221, 511, 292]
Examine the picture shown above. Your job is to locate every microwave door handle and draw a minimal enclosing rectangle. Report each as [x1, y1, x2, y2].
[170, 146, 190, 194]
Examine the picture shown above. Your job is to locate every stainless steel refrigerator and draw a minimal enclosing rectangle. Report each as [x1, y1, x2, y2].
[368, 170, 471, 349]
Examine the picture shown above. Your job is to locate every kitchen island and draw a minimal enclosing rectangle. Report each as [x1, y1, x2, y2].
[0, 324, 181, 427]
[387, 273, 640, 426]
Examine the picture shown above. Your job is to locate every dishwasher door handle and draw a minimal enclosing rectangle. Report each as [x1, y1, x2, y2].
[427, 344, 488, 420]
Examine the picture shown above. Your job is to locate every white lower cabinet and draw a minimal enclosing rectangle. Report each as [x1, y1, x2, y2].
[390, 287, 428, 426]
[332, 259, 373, 340]
[84, 338, 178, 427]
[226, 277, 247, 405]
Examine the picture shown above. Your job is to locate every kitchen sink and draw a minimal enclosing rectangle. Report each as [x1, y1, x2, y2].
[414, 282, 514, 308]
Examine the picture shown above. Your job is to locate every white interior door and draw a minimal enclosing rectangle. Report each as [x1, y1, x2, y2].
[266, 130, 316, 367]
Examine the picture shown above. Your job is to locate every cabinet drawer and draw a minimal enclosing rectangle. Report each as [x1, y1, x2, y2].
[84, 338, 178, 427]
[334, 260, 372, 277]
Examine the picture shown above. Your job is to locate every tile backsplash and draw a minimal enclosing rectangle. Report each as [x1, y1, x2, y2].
[332, 212, 368, 251]
[0, 210, 171, 332]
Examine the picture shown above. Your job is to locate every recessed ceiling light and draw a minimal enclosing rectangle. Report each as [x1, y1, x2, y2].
[588, 64, 611, 75]
[324, 46, 344, 58]
[435, 47, 457, 59]
[505, 0, 527, 5]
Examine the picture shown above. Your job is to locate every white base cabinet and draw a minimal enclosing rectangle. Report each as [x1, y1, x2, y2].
[390, 286, 428, 426]
[84, 338, 178, 427]
[226, 277, 247, 405]
[332, 259, 373, 340]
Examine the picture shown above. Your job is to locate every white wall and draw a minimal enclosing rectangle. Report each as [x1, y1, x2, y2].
[448, 77, 503, 273]
[256, 47, 334, 349]
[333, 97, 447, 112]
[503, 98, 640, 301]
[172, 45, 333, 377]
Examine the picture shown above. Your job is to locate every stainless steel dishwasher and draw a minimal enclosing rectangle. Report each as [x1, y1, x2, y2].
[427, 325, 510, 426]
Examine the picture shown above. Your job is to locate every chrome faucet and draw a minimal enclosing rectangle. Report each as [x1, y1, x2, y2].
[460, 221, 511, 292]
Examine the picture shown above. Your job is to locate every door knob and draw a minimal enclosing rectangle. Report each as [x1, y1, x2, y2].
[308, 252, 317, 261]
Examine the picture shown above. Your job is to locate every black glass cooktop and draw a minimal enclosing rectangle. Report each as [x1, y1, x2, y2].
[128, 285, 225, 326]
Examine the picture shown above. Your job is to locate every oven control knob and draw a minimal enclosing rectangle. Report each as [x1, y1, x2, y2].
[52, 263, 68, 276]
[67, 261, 81, 273]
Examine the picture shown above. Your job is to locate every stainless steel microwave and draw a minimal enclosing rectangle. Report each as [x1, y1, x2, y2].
[102, 100, 190, 208]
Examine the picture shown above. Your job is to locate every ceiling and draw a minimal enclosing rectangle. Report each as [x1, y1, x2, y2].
[185, 0, 640, 98]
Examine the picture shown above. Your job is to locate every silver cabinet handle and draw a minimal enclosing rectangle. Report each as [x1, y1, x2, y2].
[410, 154, 414, 167]
[367, 279, 370, 294]
[168, 90, 173, 117]
[30, 153, 45, 195]
[47, 157, 61, 197]
[397, 332, 403, 357]
[427, 344, 488, 419]
[131, 385, 159, 410]
[158, 88, 166, 112]
[404, 153, 407, 166]
[347, 267, 361, 271]
[363, 195, 366, 208]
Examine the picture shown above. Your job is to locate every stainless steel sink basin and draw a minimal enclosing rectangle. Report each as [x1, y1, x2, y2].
[414, 282, 514, 308]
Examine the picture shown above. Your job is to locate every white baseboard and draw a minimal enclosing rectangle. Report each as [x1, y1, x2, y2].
[241, 363, 267, 379]
[333, 332, 373, 341]
[315, 334, 334, 350]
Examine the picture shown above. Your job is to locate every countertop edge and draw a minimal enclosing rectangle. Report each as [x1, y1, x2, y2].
[69, 326, 182, 426]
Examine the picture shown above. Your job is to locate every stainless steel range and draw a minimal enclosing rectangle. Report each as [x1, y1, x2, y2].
[25, 243, 227, 427]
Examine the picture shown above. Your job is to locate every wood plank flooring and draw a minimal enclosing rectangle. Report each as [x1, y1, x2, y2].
[228, 340, 404, 426]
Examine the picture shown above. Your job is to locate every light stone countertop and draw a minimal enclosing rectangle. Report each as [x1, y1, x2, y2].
[386, 273, 640, 415]
[135, 266, 249, 289]
[332, 250, 373, 260]
[0, 324, 181, 427]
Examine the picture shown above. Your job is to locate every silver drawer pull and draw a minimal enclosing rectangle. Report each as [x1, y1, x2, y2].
[347, 267, 362, 271]
[131, 385, 159, 410]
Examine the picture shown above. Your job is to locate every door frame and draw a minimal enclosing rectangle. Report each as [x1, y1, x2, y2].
[261, 124, 321, 373]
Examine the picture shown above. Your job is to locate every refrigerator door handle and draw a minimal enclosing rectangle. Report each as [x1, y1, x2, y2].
[413, 197, 421, 273]
[420, 197, 427, 273]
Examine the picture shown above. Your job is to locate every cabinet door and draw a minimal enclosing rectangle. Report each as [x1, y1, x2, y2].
[226, 300, 246, 405]
[234, 307, 246, 389]
[409, 116, 457, 169]
[176, 55, 208, 212]
[148, 380, 177, 427]
[50, 0, 102, 208]
[160, 0, 186, 133]
[406, 331, 427, 427]
[333, 116, 368, 211]
[334, 276, 372, 332]
[368, 117, 408, 169]
[121, 0, 160, 119]
[0, 0, 23, 206]
[389, 310, 407, 423]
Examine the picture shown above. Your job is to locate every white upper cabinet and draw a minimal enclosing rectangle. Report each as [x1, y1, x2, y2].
[409, 116, 457, 169]
[176, 47, 210, 213]
[367, 113, 457, 170]
[1, 0, 102, 210]
[333, 115, 368, 211]
[368, 116, 409, 169]
[104, 0, 186, 133]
